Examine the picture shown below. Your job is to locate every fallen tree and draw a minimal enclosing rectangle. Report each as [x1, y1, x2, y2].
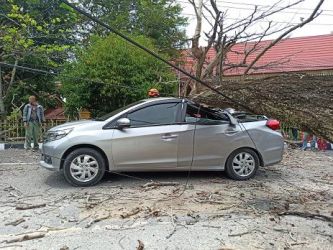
[191, 74, 333, 142]
[182, 0, 332, 141]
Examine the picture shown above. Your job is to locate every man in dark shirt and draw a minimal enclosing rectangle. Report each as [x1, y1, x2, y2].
[22, 96, 45, 150]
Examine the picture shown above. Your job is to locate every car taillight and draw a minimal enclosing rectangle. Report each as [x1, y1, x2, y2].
[266, 119, 280, 130]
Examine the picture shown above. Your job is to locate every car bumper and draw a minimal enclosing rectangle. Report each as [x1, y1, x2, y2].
[40, 160, 57, 171]
[262, 140, 284, 167]
[39, 153, 62, 171]
[39, 141, 64, 171]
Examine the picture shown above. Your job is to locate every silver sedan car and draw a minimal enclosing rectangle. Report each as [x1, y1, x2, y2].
[40, 97, 284, 186]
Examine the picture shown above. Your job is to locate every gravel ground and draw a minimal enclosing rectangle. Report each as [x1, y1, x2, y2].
[0, 148, 332, 250]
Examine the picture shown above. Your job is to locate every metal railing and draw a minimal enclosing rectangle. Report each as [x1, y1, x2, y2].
[0, 119, 67, 142]
[0, 118, 326, 146]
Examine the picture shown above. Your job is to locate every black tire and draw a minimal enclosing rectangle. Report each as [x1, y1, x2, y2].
[63, 148, 106, 187]
[225, 148, 259, 180]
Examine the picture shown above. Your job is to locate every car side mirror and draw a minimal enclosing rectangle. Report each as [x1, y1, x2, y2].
[224, 112, 238, 126]
[116, 118, 131, 129]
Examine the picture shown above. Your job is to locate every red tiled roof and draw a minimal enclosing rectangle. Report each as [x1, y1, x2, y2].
[44, 107, 66, 120]
[182, 34, 333, 76]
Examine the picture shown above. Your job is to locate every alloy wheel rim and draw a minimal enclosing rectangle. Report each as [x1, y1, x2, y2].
[232, 152, 255, 177]
[70, 154, 99, 182]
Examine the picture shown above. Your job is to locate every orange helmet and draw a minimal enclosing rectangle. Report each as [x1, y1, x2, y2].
[148, 88, 160, 97]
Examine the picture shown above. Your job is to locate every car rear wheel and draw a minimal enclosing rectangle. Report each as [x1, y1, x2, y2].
[63, 148, 106, 187]
[225, 148, 259, 180]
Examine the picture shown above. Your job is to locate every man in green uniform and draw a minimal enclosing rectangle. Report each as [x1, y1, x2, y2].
[22, 96, 45, 150]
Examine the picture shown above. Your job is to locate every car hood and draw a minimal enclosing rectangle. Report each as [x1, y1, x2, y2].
[48, 120, 100, 131]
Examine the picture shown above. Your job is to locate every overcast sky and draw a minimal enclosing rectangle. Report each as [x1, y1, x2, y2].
[178, 0, 333, 44]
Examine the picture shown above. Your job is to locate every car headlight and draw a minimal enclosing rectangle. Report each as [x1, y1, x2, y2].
[44, 128, 73, 142]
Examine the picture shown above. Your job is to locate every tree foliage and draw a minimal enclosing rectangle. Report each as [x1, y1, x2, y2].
[60, 35, 177, 118]
[192, 74, 333, 142]
[0, 0, 76, 62]
[0, 0, 187, 117]
[80, 0, 187, 56]
[0, 0, 79, 115]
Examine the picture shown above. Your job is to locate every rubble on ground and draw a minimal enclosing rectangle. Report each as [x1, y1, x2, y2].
[0, 148, 332, 249]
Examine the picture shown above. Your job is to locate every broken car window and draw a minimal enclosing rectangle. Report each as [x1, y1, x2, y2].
[185, 104, 228, 124]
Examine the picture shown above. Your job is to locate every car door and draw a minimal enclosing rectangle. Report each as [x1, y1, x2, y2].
[181, 103, 243, 169]
[111, 102, 184, 170]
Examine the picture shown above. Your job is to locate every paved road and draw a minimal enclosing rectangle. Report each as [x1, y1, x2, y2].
[0, 149, 332, 249]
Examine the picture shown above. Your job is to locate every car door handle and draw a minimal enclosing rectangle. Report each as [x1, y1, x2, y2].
[161, 134, 178, 140]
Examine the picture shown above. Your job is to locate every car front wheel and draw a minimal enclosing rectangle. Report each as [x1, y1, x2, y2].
[63, 148, 106, 186]
[225, 148, 259, 180]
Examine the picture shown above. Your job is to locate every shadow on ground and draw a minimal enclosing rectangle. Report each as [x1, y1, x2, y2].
[44, 167, 279, 189]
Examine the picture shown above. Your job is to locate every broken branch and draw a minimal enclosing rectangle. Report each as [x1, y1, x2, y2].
[278, 211, 333, 223]
[142, 181, 179, 188]
[5, 218, 25, 226]
[3, 232, 45, 244]
[16, 203, 46, 210]
[121, 207, 141, 219]
[85, 213, 110, 228]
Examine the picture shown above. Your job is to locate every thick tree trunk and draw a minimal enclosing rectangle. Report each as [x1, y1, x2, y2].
[189, 0, 204, 95]
[191, 74, 333, 142]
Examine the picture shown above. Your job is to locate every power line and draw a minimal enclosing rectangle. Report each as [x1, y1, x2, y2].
[0, 62, 119, 87]
[181, 12, 333, 26]
[0, 62, 58, 76]
[20, 63, 63, 73]
[178, 0, 333, 26]
[19, 61, 175, 75]
[219, 0, 333, 13]
[3, 61, 333, 95]
[59, 0, 256, 113]
[0, 62, 178, 93]
[176, 0, 333, 14]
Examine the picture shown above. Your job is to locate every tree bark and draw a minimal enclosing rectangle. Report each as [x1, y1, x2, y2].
[191, 74, 333, 142]
[4, 58, 18, 99]
[0, 66, 5, 117]
[189, 0, 204, 94]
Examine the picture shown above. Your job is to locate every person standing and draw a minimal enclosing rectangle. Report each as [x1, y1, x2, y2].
[310, 135, 317, 151]
[317, 137, 327, 151]
[291, 127, 298, 141]
[302, 131, 317, 151]
[22, 96, 45, 150]
[301, 131, 308, 150]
